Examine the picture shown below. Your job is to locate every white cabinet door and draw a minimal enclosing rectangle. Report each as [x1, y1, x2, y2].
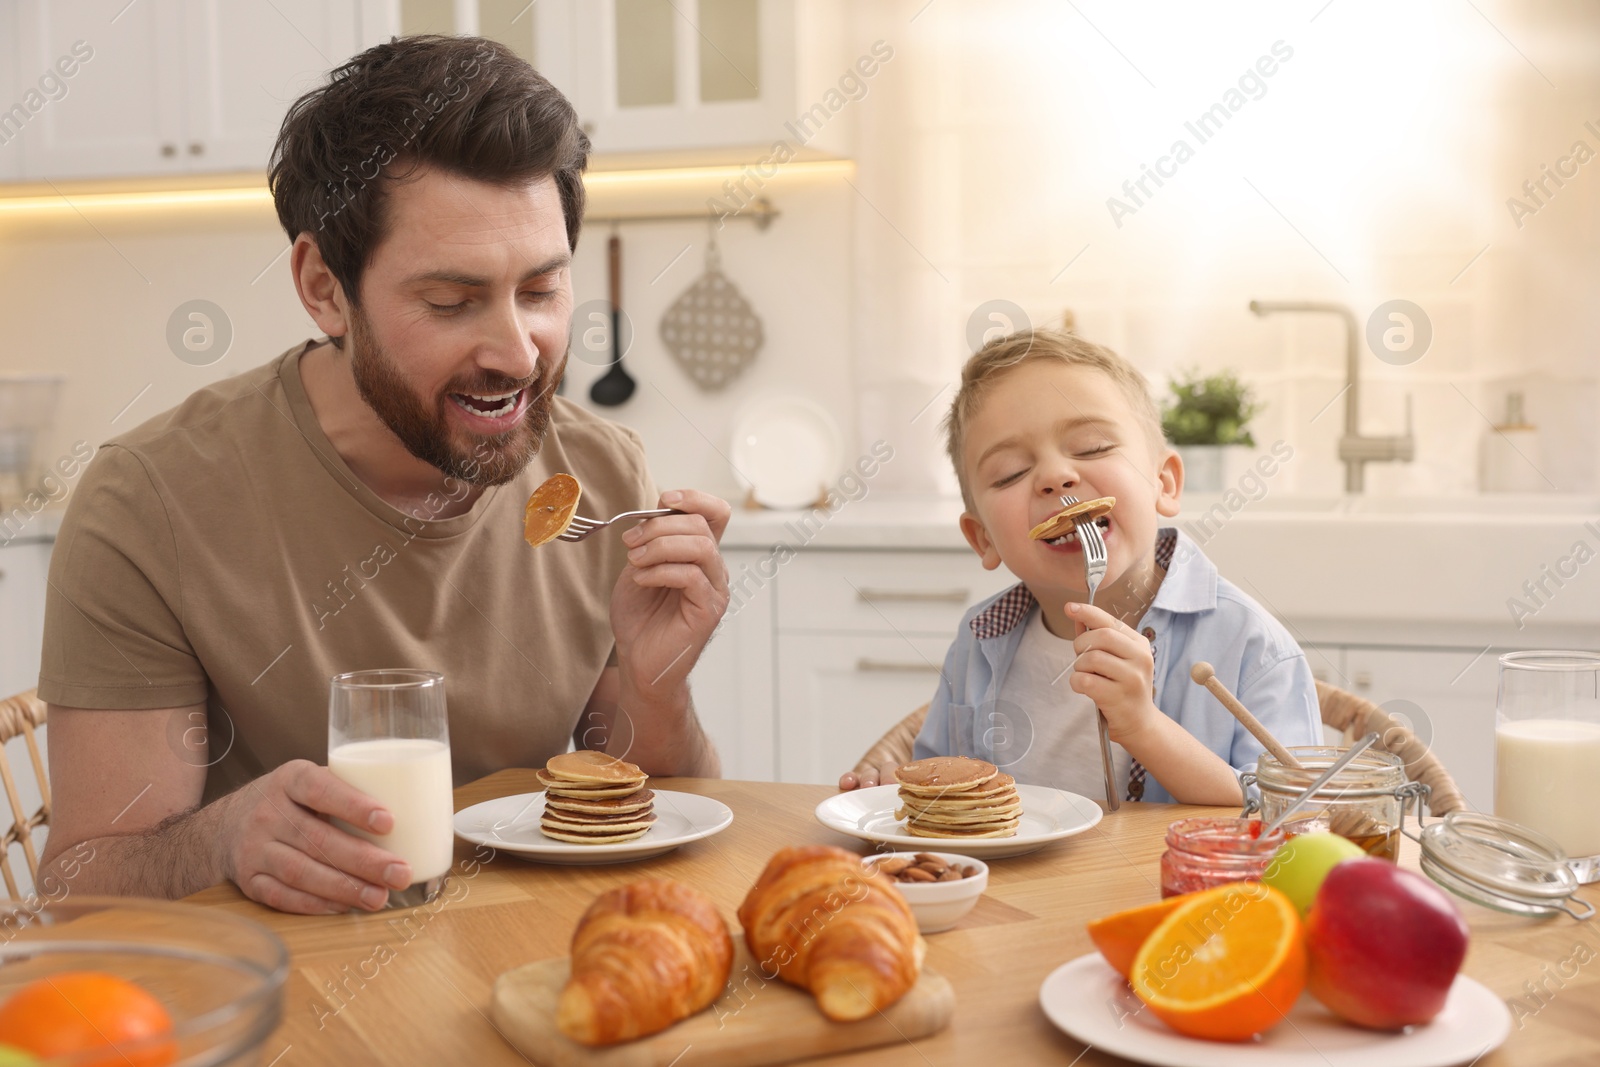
[777, 551, 1016, 636]
[0, 1, 21, 181]
[570, 0, 806, 154]
[182, 0, 360, 172]
[1341, 646, 1500, 813]
[0, 541, 52, 697]
[688, 549, 776, 781]
[776, 632, 948, 785]
[16, 0, 186, 180]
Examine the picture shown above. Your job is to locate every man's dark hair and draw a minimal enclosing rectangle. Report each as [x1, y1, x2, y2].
[269, 35, 589, 327]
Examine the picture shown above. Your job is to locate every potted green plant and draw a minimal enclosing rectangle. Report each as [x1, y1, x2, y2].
[1161, 369, 1262, 492]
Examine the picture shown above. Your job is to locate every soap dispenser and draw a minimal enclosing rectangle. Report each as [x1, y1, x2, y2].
[1479, 392, 1547, 492]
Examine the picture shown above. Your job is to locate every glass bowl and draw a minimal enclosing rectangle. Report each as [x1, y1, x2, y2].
[0, 897, 287, 1066]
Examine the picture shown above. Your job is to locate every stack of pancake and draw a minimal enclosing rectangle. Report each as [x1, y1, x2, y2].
[893, 756, 1022, 839]
[537, 751, 657, 844]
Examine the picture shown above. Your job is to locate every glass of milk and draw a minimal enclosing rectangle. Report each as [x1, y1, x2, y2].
[1494, 651, 1600, 884]
[328, 669, 455, 907]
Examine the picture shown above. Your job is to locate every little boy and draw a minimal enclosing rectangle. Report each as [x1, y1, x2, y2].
[851, 329, 1319, 804]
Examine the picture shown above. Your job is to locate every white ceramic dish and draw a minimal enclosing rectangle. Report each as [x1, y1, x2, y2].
[453, 790, 733, 865]
[729, 395, 843, 509]
[1038, 953, 1511, 1067]
[814, 784, 1103, 859]
[863, 852, 988, 933]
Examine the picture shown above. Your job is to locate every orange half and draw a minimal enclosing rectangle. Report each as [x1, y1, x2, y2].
[1128, 882, 1306, 1042]
[524, 473, 582, 547]
[1086, 893, 1192, 979]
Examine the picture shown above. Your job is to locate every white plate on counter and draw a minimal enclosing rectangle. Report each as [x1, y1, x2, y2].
[1038, 953, 1511, 1067]
[453, 790, 733, 865]
[813, 783, 1102, 859]
[729, 395, 842, 509]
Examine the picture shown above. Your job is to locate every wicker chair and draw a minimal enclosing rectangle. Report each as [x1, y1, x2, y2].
[0, 689, 50, 899]
[850, 681, 1467, 814]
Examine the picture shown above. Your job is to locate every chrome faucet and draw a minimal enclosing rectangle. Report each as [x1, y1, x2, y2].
[1248, 300, 1414, 493]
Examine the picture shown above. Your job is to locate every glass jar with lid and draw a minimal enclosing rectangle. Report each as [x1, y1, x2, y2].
[1242, 746, 1428, 861]
[1159, 817, 1288, 898]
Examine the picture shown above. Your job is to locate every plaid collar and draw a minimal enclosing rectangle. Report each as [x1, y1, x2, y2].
[969, 528, 1182, 640]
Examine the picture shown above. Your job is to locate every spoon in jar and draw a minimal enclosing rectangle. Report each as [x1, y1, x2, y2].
[1262, 732, 1379, 838]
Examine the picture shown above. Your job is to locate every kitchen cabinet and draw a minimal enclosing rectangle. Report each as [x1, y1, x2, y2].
[684, 518, 1532, 796]
[565, 0, 853, 156]
[13, 0, 368, 180]
[687, 546, 1014, 784]
[688, 549, 777, 781]
[0, 540, 50, 698]
[0, 2, 22, 182]
[1339, 646, 1500, 814]
[775, 632, 949, 784]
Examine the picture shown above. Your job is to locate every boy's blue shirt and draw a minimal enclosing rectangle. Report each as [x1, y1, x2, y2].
[912, 528, 1321, 803]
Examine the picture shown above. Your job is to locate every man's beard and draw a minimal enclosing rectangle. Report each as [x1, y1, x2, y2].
[345, 307, 566, 488]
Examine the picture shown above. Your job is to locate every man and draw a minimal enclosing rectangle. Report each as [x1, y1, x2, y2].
[35, 37, 728, 915]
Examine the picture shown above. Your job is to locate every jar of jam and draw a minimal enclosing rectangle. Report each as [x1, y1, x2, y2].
[1245, 746, 1424, 861]
[1159, 817, 1287, 898]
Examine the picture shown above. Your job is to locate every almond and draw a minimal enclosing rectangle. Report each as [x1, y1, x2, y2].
[937, 868, 962, 882]
[901, 867, 937, 882]
[877, 857, 913, 876]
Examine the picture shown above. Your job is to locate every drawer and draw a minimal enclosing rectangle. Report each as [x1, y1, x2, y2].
[776, 632, 951, 784]
[776, 551, 1015, 635]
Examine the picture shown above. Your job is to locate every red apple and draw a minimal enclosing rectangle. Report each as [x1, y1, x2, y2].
[1305, 858, 1468, 1030]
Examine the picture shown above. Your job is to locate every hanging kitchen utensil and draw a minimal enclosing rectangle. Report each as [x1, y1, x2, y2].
[659, 227, 764, 391]
[589, 230, 636, 407]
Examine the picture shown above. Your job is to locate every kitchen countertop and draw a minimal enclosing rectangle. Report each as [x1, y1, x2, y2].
[718, 493, 1600, 643]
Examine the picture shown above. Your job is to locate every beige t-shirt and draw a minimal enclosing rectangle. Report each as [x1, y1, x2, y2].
[39, 340, 656, 804]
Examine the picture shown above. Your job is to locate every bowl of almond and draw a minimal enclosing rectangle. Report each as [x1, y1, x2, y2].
[863, 852, 988, 933]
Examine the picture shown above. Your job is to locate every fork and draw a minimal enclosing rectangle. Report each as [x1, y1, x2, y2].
[558, 508, 684, 543]
[1061, 494, 1119, 812]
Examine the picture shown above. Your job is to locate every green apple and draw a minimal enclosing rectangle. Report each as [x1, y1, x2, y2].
[1262, 832, 1366, 916]
[0, 1043, 38, 1065]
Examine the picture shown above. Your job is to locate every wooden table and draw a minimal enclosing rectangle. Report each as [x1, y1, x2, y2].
[187, 772, 1600, 1066]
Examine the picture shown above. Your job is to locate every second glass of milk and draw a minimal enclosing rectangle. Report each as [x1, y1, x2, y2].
[329, 669, 455, 907]
[1494, 650, 1600, 884]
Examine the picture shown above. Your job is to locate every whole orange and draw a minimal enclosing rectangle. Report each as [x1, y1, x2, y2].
[0, 971, 176, 1067]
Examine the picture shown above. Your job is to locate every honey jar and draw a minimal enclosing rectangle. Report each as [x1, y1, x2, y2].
[1244, 746, 1426, 862]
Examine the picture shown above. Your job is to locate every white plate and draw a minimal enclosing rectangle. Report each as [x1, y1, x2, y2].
[1039, 953, 1511, 1067]
[453, 790, 733, 865]
[813, 784, 1103, 859]
[729, 396, 842, 509]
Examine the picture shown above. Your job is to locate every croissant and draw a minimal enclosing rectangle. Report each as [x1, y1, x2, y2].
[737, 845, 925, 1022]
[557, 879, 734, 1046]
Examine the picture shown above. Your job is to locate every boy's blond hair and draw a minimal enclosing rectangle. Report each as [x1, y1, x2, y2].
[943, 328, 1165, 510]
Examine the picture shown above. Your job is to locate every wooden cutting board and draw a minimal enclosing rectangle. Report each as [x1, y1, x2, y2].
[491, 940, 955, 1067]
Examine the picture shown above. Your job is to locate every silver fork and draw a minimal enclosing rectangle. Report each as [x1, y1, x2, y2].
[1061, 494, 1119, 812]
[557, 508, 684, 543]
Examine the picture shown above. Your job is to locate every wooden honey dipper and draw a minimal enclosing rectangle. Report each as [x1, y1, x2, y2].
[1189, 662, 1387, 844]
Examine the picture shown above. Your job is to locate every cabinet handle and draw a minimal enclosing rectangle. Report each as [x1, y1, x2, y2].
[855, 658, 942, 674]
[160, 143, 177, 157]
[188, 142, 204, 156]
[855, 588, 968, 605]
